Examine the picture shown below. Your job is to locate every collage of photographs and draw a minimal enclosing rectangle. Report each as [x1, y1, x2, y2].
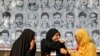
[0, 0, 100, 50]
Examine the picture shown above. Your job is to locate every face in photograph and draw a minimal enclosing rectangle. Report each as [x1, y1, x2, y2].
[28, 0, 38, 11]
[66, 12, 74, 23]
[66, 12, 74, 29]
[27, 14, 37, 28]
[78, 12, 87, 23]
[79, 16, 86, 23]
[65, 31, 74, 48]
[92, 0, 99, 8]
[15, 13, 23, 27]
[3, 16, 10, 25]
[4, 0, 11, 6]
[28, 14, 36, 20]
[41, 0, 49, 6]
[89, 12, 98, 28]
[66, 0, 75, 8]
[54, 0, 63, 10]
[40, 31, 47, 39]
[92, 29, 100, 43]
[1, 30, 9, 40]
[81, 0, 88, 6]
[55, 0, 63, 7]
[41, 12, 49, 23]
[65, 32, 73, 42]
[16, 0, 24, 7]
[90, 12, 97, 22]
[41, 15, 49, 23]
[41, 12, 49, 28]
[0, 0, 3, 6]
[53, 12, 61, 21]
[53, 12, 61, 27]
[15, 30, 22, 40]
[2, 11, 11, 28]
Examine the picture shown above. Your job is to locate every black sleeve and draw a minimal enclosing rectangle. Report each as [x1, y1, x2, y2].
[26, 45, 36, 56]
[26, 49, 36, 56]
[41, 39, 61, 56]
[45, 40, 61, 50]
[26, 49, 32, 56]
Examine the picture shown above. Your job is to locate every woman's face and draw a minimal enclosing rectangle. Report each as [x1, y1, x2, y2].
[52, 32, 60, 41]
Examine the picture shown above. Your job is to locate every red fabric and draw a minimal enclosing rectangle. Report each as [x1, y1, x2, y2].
[76, 45, 80, 51]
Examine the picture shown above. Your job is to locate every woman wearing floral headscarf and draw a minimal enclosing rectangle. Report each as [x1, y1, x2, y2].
[61, 28, 97, 56]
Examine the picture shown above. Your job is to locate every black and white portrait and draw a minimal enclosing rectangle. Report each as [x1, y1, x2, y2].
[0, 30, 10, 48]
[27, 13, 38, 29]
[0, 0, 6, 12]
[89, 12, 98, 29]
[52, 12, 62, 29]
[40, 12, 50, 30]
[13, 13, 24, 28]
[40, 31, 47, 40]
[15, 0, 24, 11]
[66, 0, 76, 11]
[77, 11, 88, 28]
[91, 29, 100, 47]
[40, 0, 50, 11]
[64, 31, 74, 49]
[78, 0, 90, 12]
[53, 0, 64, 11]
[27, 0, 39, 12]
[91, 0, 100, 9]
[65, 12, 75, 30]
[0, 11, 11, 29]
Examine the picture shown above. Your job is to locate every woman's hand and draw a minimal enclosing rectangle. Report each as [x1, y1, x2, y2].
[60, 48, 67, 54]
[29, 40, 35, 50]
[59, 38, 65, 43]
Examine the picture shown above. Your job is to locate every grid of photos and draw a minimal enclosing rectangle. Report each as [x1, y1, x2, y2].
[0, 0, 100, 50]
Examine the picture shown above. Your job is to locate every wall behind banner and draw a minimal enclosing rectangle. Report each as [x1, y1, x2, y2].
[0, 0, 100, 51]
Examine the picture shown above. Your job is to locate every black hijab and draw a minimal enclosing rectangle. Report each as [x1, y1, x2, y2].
[46, 28, 60, 41]
[10, 29, 36, 56]
[45, 28, 70, 56]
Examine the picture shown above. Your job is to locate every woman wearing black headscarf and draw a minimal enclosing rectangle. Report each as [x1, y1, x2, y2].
[10, 29, 36, 56]
[41, 28, 70, 56]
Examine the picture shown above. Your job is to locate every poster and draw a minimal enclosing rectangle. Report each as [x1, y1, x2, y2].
[0, 0, 100, 51]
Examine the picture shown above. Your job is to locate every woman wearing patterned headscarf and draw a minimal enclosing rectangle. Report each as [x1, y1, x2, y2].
[61, 28, 96, 56]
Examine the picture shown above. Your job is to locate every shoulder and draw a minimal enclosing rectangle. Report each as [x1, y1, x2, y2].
[88, 42, 96, 50]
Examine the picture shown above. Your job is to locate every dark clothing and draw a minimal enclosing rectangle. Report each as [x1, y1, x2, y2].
[26, 48, 36, 56]
[41, 28, 70, 56]
[10, 29, 36, 56]
[41, 39, 70, 56]
[46, 28, 61, 41]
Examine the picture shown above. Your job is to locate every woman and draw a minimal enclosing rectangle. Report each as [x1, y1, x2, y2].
[61, 28, 97, 56]
[41, 28, 70, 56]
[10, 29, 36, 56]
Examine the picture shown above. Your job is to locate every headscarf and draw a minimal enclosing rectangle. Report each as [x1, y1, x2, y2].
[10, 29, 36, 56]
[46, 28, 60, 41]
[70, 28, 96, 56]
